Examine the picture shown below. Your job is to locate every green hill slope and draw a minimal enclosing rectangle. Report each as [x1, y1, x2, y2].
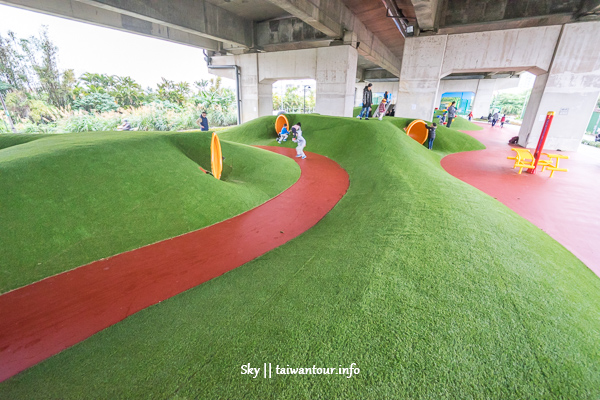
[0, 131, 300, 293]
[1, 116, 599, 399]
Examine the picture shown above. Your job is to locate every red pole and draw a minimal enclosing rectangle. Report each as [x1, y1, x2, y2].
[528, 111, 555, 174]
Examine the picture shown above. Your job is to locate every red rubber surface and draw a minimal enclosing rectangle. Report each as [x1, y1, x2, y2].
[441, 122, 600, 275]
[0, 146, 349, 382]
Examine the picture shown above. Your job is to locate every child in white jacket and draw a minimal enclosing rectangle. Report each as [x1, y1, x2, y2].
[291, 123, 306, 159]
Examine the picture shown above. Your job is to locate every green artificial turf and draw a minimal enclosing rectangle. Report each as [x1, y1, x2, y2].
[352, 105, 378, 117]
[433, 110, 484, 132]
[1, 116, 599, 399]
[0, 131, 300, 293]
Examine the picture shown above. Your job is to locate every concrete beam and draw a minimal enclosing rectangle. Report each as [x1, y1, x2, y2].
[76, 0, 253, 48]
[256, 17, 333, 52]
[363, 69, 399, 82]
[0, 0, 222, 50]
[210, 46, 358, 121]
[411, 0, 441, 31]
[263, 0, 343, 38]
[438, 14, 575, 35]
[264, 0, 402, 77]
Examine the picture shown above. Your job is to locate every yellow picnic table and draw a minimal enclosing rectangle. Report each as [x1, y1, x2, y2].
[541, 152, 569, 178]
[507, 148, 568, 177]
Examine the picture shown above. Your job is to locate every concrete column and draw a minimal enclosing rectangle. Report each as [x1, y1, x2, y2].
[210, 53, 263, 123]
[519, 21, 600, 151]
[397, 35, 448, 120]
[471, 80, 496, 119]
[315, 46, 358, 117]
[211, 45, 358, 122]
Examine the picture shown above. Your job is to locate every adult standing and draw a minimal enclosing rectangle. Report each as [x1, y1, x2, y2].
[196, 111, 209, 131]
[492, 111, 499, 127]
[358, 83, 373, 120]
[446, 101, 457, 128]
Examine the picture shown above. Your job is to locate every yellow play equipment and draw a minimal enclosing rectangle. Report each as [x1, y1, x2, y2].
[540, 153, 569, 178]
[211, 132, 223, 180]
[275, 114, 289, 135]
[507, 148, 568, 177]
[404, 119, 429, 145]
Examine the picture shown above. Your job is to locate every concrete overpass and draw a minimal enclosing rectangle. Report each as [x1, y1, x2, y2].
[1, 0, 599, 149]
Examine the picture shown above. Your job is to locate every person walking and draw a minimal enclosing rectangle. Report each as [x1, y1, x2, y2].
[446, 101, 457, 128]
[196, 111, 209, 131]
[492, 111, 499, 127]
[500, 114, 506, 128]
[358, 83, 373, 120]
[468, 111, 473, 121]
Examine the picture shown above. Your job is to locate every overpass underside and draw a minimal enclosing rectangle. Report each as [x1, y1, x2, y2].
[1, 0, 599, 150]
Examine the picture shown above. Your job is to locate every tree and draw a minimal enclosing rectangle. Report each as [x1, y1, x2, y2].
[19, 26, 71, 108]
[72, 92, 118, 113]
[73, 72, 147, 108]
[0, 31, 33, 91]
[0, 81, 17, 132]
[157, 78, 190, 105]
[490, 90, 530, 116]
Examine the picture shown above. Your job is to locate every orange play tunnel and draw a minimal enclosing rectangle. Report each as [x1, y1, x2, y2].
[404, 119, 429, 144]
[275, 114, 289, 135]
[211, 132, 223, 180]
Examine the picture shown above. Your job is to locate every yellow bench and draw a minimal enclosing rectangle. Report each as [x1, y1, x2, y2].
[508, 148, 537, 174]
[507, 148, 567, 177]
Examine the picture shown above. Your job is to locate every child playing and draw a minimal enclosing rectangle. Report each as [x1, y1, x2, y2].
[277, 123, 289, 143]
[424, 122, 437, 150]
[500, 114, 506, 128]
[438, 112, 447, 124]
[377, 98, 387, 120]
[291, 123, 307, 159]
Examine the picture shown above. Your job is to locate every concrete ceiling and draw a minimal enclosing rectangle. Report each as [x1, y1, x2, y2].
[341, 0, 414, 60]
[204, 0, 289, 22]
[3, 0, 597, 79]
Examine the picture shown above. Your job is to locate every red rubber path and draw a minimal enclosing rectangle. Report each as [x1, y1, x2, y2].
[0, 146, 349, 382]
[441, 122, 600, 275]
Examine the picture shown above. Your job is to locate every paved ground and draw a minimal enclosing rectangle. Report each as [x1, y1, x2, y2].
[442, 122, 600, 275]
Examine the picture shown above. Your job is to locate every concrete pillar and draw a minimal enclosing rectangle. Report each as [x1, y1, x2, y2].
[315, 46, 358, 117]
[209, 53, 265, 123]
[471, 80, 496, 119]
[519, 21, 600, 151]
[397, 35, 448, 121]
[210, 45, 358, 122]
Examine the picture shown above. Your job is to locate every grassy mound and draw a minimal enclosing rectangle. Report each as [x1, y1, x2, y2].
[0, 131, 300, 293]
[434, 110, 483, 131]
[1, 116, 599, 399]
[352, 105, 377, 117]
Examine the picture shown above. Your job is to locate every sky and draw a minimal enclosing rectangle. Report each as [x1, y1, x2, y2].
[0, 4, 222, 89]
